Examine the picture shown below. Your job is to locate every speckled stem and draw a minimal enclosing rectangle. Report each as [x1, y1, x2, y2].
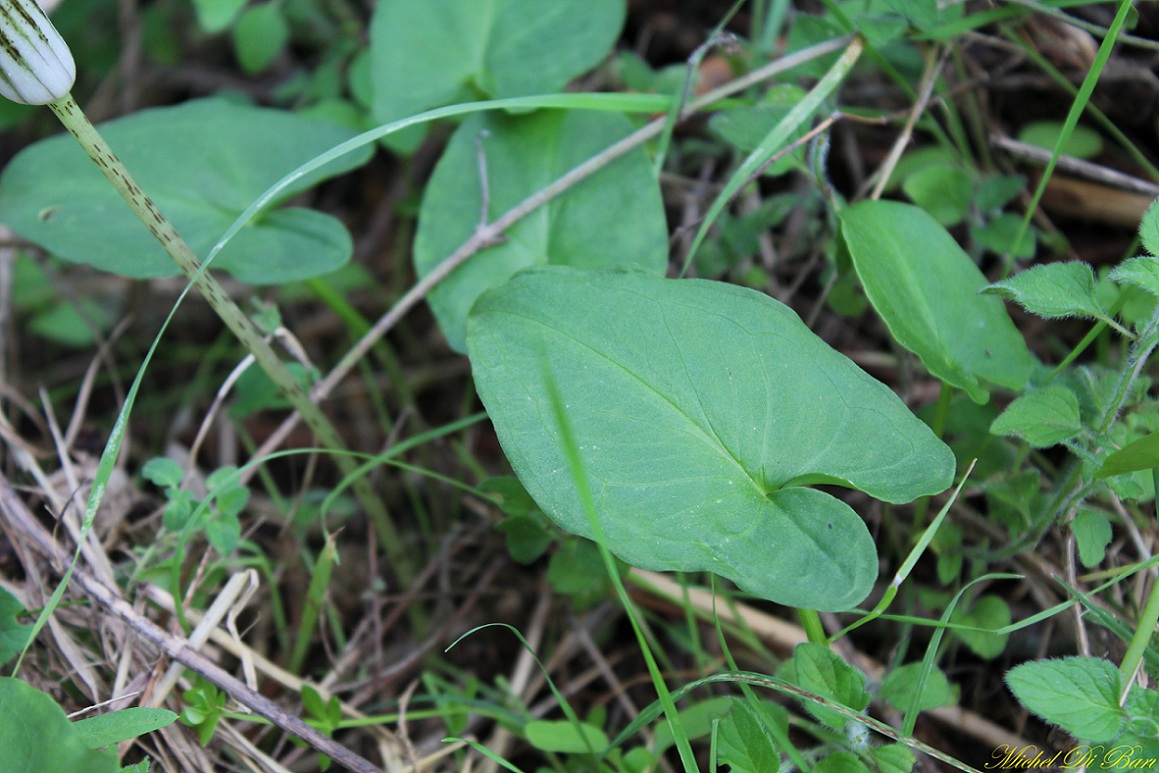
[46, 93, 410, 580]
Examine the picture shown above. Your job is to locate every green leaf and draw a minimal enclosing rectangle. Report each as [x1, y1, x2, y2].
[0, 98, 371, 284]
[1072, 509, 1112, 568]
[1096, 432, 1159, 478]
[415, 110, 667, 352]
[989, 385, 1082, 447]
[975, 175, 1026, 212]
[839, 200, 1033, 403]
[708, 85, 809, 178]
[232, 3, 289, 74]
[496, 515, 554, 564]
[478, 477, 536, 517]
[653, 696, 735, 750]
[524, 719, 608, 754]
[815, 751, 871, 773]
[205, 513, 241, 555]
[141, 457, 183, 489]
[871, 743, 916, 773]
[879, 663, 958, 713]
[1140, 197, 1159, 258]
[902, 165, 972, 226]
[1018, 121, 1103, 160]
[973, 213, 1036, 259]
[190, 0, 247, 32]
[1123, 688, 1159, 755]
[1110, 256, 1159, 297]
[0, 678, 118, 773]
[717, 701, 782, 773]
[546, 538, 617, 597]
[782, 643, 870, 730]
[1005, 657, 1124, 741]
[467, 267, 954, 610]
[983, 262, 1106, 320]
[370, 0, 625, 152]
[0, 587, 31, 665]
[73, 708, 177, 748]
[951, 594, 1010, 660]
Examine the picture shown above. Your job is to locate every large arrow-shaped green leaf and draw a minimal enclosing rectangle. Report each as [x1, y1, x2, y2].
[467, 267, 955, 610]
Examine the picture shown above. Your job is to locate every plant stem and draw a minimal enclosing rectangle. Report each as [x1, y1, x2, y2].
[1117, 468, 1159, 700]
[799, 608, 827, 645]
[931, 380, 953, 439]
[46, 93, 412, 583]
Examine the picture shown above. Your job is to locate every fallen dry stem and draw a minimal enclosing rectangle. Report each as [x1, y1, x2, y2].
[0, 471, 385, 773]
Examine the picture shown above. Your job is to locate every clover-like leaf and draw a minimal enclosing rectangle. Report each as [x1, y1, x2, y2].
[467, 267, 955, 610]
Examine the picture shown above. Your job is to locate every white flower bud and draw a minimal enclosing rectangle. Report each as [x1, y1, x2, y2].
[0, 0, 75, 105]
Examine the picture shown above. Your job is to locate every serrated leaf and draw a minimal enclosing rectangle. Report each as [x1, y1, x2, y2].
[1110, 256, 1159, 297]
[815, 751, 871, 773]
[783, 643, 870, 729]
[840, 200, 1033, 403]
[416, 110, 667, 352]
[1005, 657, 1124, 741]
[983, 262, 1106, 320]
[989, 385, 1082, 447]
[0, 678, 118, 773]
[72, 708, 176, 748]
[718, 701, 787, 773]
[467, 267, 955, 610]
[871, 743, 916, 773]
[370, 0, 625, 152]
[1096, 432, 1159, 478]
[1072, 510, 1112, 568]
[1141, 198, 1159, 258]
[0, 98, 371, 283]
[524, 719, 608, 754]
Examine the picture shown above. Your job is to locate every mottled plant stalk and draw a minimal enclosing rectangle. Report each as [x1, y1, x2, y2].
[44, 96, 410, 579]
[0, 0, 407, 579]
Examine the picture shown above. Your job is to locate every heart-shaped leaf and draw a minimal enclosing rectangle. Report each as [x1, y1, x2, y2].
[467, 267, 955, 610]
[839, 200, 1033, 403]
[416, 110, 667, 352]
[0, 98, 372, 283]
[370, 0, 625, 152]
